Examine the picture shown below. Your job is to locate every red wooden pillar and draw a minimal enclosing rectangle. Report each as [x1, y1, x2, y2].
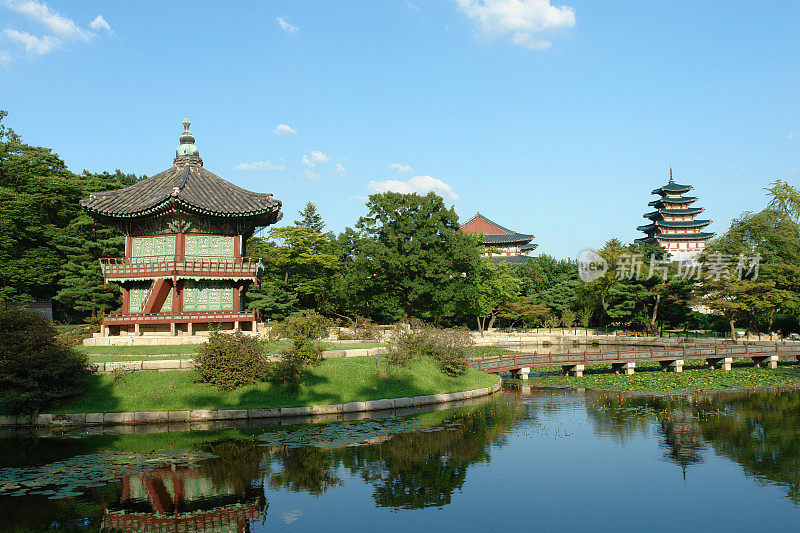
[122, 287, 130, 314]
[172, 280, 183, 314]
[125, 235, 133, 259]
[175, 233, 185, 261]
[232, 285, 240, 311]
[233, 235, 241, 260]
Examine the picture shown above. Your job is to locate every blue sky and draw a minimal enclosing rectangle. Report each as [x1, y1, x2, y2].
[1, 0, 798, 258]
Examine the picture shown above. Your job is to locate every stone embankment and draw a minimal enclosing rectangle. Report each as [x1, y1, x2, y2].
[0, 382, 501, 428]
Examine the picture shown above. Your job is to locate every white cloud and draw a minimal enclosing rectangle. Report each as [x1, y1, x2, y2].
[303, 169, 320, 180]
[1, 1, 113, 61]
[789, 132, 796, 140]
[276, 16, 298, 34]
[2, 28, 59, 56]
[406, 1, 421, 11]
[366, 175, 460, 202]
[455, 0, 575, 50]
[335, 163, 347, 177]
[390, 163, 414, 173]
[235, 160, 284, 171]
[89, 14, 113, 35]
[273, 123, 297, 135]
[0, 50, 11, 66]
[4, 0, 92, 41]
[302, 150, 331, 167]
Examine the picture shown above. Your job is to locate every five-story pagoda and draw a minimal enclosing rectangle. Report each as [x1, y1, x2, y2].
[81, 118, 282, 337]
[635, 169, 714, 259]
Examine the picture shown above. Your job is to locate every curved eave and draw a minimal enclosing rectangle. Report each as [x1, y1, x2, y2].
[83, 197, 282, 222]
[653, 219, 712, 229]
[648, 196, 698, 207]
[651, 183, 693, 194]
[644, 208, 703, 219]
[653, 232, 716, 242]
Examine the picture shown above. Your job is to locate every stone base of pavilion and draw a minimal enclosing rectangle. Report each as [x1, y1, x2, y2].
[85, 316, 264, 346]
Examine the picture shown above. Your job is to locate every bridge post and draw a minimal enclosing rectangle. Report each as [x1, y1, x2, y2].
[707, 357, 732, 370]
[612, 362, 636, 375]
[659, 359, 683, 373]
[562, 364, 584, 377]
[752, 355, 779, 369]
[519, 367, 530, 380]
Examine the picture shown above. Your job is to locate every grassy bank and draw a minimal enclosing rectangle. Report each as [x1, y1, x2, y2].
[43, 356, 498, 414]
[524, 359, 800, 393]
[75, 341, 383, 356]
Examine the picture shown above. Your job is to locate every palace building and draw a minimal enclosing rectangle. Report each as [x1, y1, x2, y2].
[635, 170, 714, 259]
[461, 213, 537, 264]
[81, 118, 282, 337]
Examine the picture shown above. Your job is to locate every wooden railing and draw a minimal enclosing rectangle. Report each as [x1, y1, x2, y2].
[99, 257, 262, 280]
[102, 309, 258, 325]
[468, 343, 800, 373]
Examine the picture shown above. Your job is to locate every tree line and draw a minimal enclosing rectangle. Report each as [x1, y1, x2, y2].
[1, 110, 798, 337]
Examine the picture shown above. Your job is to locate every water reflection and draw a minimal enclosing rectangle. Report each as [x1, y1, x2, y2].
[1, 390, 799, 530]
[585, 390, 800, 501]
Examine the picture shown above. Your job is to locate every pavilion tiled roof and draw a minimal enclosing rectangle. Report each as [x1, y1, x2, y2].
[81, 119, 282, 225]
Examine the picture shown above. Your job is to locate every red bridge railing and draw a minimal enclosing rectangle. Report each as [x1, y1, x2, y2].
[468, 343, 800, 373]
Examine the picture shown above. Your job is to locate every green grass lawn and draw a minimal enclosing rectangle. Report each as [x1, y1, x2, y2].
[48, 356, 498, 414]
[76, 340, 383, 356]
[525, 359, 800, 393]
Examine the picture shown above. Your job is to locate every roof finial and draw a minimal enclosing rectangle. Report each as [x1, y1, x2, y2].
[669, 167, 674, 183]
[176, 116, 199, 159]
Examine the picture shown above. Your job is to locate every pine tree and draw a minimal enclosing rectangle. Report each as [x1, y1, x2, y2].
[55, 213, 124, 319]
[294, 202, 326, 233]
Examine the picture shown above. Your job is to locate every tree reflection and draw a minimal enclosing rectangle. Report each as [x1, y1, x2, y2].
[340, 399, 524, 509]
[268, 446, 343, 495]
[587, 391, 800, 504]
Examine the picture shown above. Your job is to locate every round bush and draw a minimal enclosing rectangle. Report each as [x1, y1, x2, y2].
[0, 304, 93, 414]
[195, 330, 269, 390]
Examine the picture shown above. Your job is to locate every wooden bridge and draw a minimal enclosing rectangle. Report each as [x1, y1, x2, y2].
[468, 343, 800, 378]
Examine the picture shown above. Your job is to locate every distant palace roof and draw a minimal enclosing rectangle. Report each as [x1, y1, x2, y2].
[81, 118, 282, 224]
[461, 213, 536, 247]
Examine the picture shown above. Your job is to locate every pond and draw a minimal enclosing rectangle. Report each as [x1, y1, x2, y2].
[1, 387, 799, 531]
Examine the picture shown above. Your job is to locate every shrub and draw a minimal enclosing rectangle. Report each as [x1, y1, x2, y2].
[0, 304, 94, 414]
[271, 312, 330, 389]
[386, 322, 472, 376]
[272, 311, 331, 342]
[195, 330, 269, 390]
[275, 339, 324, 389]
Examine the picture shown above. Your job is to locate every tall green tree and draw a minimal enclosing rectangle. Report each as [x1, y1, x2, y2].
[469, 258, 520, 335]
[345, 192, 482, 321]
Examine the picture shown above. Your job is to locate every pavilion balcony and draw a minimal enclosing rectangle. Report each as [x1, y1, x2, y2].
[102, 309, 258, 326]
[99, 257, 263, 281]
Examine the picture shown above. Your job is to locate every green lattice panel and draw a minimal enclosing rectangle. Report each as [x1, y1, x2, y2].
[185, 235, 235, 261]
[128, 284, 151, 313]
[131, 236, 176, 262]
[183, 281, 234, 311]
